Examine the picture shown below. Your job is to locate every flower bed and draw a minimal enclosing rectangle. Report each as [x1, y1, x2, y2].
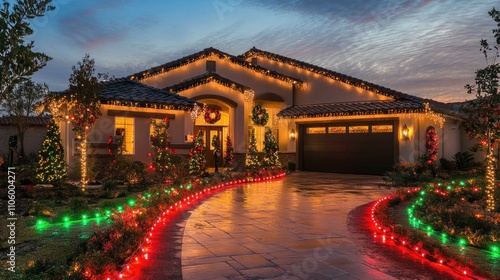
[371, 181, 500, 279]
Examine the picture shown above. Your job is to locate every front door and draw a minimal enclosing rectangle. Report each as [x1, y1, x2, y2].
[195, 126, 222, 167]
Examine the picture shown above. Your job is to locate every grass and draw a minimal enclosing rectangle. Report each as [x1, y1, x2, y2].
[0, 185, 138, 271]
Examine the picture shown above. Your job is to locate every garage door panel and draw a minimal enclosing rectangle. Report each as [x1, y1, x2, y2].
[302, 122, 396, 175]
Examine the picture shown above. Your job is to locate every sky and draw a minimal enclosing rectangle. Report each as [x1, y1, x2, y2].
[26, 0, 499, 103]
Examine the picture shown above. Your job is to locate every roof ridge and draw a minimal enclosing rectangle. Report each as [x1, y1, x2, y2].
[127, 47, 304, 87]
[241, 47, 425, 102]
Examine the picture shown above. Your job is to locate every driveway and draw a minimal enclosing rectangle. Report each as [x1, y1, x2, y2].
[181, 172, 462, 280]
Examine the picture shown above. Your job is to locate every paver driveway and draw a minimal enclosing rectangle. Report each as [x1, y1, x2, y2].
[181, 172, 461, 279]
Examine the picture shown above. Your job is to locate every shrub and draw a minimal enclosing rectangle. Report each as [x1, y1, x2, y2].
[102, 180, 118, 191]
[453, 151, 481, 171]
[383, 161, 434, 188]
[69, 198, 90, 214]
[29, 200, 55, 217]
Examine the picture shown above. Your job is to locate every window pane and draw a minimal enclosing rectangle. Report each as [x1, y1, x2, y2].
[372, 125, 393, 133]
[306, 127, 326, 134]
[328, 126, 346, 134]
[348, 126, 369, 133]
[115, 117, 135, 154]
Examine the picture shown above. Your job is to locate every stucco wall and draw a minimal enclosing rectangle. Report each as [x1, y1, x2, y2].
[60, 105, 190, 173]
[247, 56, 391, 105]
[0, 126, 47, 160]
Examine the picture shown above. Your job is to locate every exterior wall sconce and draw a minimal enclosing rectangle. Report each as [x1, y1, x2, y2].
[290, 129, 296, 141]
[402, 124, 410, 140]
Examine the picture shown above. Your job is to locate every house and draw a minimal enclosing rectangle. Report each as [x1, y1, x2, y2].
[0, 116, 51, 162]
[59, 47, 472, 175]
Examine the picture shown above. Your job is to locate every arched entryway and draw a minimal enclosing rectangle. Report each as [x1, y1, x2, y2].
[193, 101, 230, 168]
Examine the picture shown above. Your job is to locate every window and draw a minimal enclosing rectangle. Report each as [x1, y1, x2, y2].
[306, 127, 326, 134]
[328, 126, 346, 134]
[348, 126, 369, 133]
[115, 117, 134, 154]
[372, 125, 393, 133]
[206, 60, 216, 72]
[251, 57, 258, 65]
[249, 126, 279, 151]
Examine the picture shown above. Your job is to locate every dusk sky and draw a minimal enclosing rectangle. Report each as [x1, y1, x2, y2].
[28, 0, 498, 103]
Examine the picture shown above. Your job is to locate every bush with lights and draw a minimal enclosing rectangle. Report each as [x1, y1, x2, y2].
[36, 119, 68, 184]
[224, 134, 234, 168]
[262, 128, 281, 168]
[149, 117, 174, 181]
[189, 130, 207, 175]
[245, 129, 260, 171]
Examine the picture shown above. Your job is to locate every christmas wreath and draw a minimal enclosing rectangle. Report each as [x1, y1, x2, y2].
[204, 108, 221, 124]
[252, 105, 269, 126]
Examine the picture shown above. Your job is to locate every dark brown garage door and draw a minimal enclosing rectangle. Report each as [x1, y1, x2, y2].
[301, 121, 397, 175]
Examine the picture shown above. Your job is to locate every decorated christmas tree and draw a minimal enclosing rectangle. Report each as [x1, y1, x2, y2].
[189, 130, 207, 175]
[37, 119, 68, 184]
[224, 134, 234, 168]
[245, 129, 260, 170]
[262, 128, 281, 167]
[149, 117, 174, 179]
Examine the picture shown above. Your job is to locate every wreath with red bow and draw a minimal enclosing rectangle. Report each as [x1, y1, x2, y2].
[204, 108, 221, 124]
[252, 105, 269, 126]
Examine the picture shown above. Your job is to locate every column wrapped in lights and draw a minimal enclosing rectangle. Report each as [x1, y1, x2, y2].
[80, 138, 88, 186]
[486, 150, 496, 212]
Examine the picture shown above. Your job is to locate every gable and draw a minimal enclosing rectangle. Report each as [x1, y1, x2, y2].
[129, 47, 303, 91]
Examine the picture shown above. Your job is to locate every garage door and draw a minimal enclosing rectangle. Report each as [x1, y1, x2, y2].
[301, 121, 396, 175]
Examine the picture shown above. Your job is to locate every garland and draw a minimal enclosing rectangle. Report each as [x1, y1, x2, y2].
[204, 109, 221, 124]
[252, 105, 269, 126]
[425, 126, 438, 164]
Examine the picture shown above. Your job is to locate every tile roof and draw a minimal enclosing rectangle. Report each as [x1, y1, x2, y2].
[242, 47, 463, 119]
[164, 72, 252, 94]
[277, 100, 426, 119]
[0, 116, 52, 126]
[60, 78, 200, 110]
[128, 47, 304, 88]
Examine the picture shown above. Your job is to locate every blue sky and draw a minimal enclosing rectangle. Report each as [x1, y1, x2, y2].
[28, 0, 498, 102]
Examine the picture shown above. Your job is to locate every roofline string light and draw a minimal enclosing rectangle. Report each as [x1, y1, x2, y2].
[129, 48, 304, 89]
[278, 111, 445, 128]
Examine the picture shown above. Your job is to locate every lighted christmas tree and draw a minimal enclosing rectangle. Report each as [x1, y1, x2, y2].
[189, 130, 207, 175]
[149, 117, 174, 179]
[263, 128, 281, 167]
[37, 119, 68, 184]
[224, 134, 234, 168]
[245, 129, 260, 170]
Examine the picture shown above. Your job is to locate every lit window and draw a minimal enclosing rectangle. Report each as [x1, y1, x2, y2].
[115, 117, 134, 154]
[306, 127, 326, 134]
[328, 126, 346, 134]
[349, 126, 369, 133]
[372, 125, 393, 133]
